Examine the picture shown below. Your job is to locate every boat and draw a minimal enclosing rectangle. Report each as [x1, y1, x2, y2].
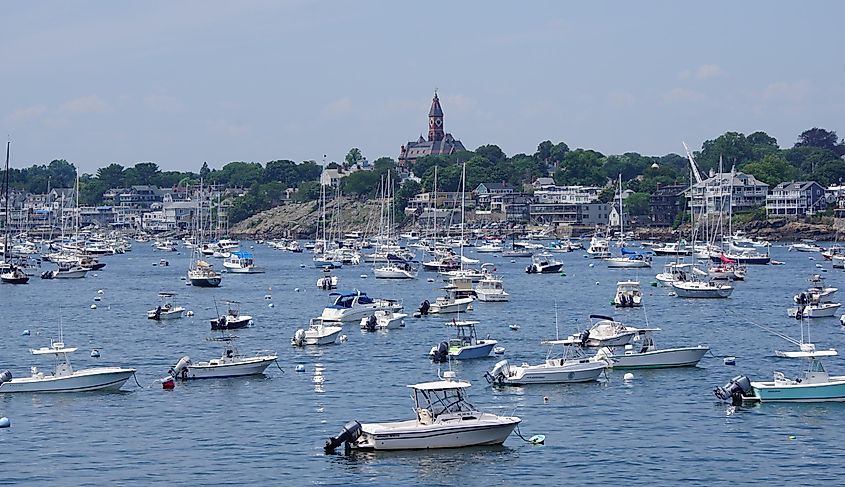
[168, 336, 278, 379]
[291, 318, 343, 346]
[41, 263, 88, 279]
[790, 242, 824, 253]
[222, 251, 263, 273]
[0, 265, 29, 284]
[422, 282, 474, 315]
[586, 235, 611, 259]
[320, 290, 402, 323]
[146, 292, 185, 321]
[606, 248, 652, 268]
[524, 252, 563, 274]
[475, 274, 510, 302]
[476, 241, 504, 253]
[485, 340, 607, 385]
[594, 328, 709, 369]
[671, 279, 733, 298]
[788, 284, 841, 318]
[570, 315, 640, 347]
[324, 370, 521, 452]
[652, 242, 692, 256]
[430, 321, 497, 361]
[210, 301, 252, 330]
[655, 262, 694, 286]
[360, 310, 407, 331]
[0, 143, 28, 285]
[316, 272, 339, 290]
[545, 240, 574, 253]
[613, 280, 642, 308]
[374, 262, 418, 279]
[0, 339, 135, 393]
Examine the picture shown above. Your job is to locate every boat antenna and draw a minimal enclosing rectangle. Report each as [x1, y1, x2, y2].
[554, 300, 560, 340]
[213, 298, 220, 318]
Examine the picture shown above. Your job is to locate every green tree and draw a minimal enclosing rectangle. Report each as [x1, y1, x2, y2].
[795, 128, 839, 151]
[624, 192, 650, 216]
[96, 163, 125, 189]
[199, 161, 211, 179]
[554, 149, 606, 186]
[393, 179, 422, 221]
[535, 141, 553, 162]
[125, 162, 160, 186]
[742, 154, 798, 187]
[697, 132, 754, 172]
[293, 180, 321, 202]
[344, 147, 364, 169]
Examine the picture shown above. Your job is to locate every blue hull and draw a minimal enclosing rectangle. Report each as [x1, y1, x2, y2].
[754, 381, 845, 402]
[450, 342, 496, 360]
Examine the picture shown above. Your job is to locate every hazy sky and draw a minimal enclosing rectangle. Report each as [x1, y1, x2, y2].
[2, 1, 844, 173]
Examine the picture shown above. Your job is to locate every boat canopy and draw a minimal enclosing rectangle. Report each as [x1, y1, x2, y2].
[408, 379, 471, 391]
[775, 349, 837, 359]
[232, 251, 254, 259]
[329, 290, 366, 298]
[31, 345, 78, 355]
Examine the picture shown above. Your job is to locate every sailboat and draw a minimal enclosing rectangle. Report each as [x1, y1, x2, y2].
[188, 181, 222, 287]
[374, 172, 417, 279]
[1, 141, 29, 284]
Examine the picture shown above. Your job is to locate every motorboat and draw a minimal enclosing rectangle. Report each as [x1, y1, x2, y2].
[313, 254, 343, 269]
[822, 245, 844, 260]
[316, 273, 339, 290]
[0, 339, 135, 393]
[788, 288, 841, 318]
[324, 370, 521, 452]
[210, 301, 252, 330]
[671, 279, 733, 298]
[476, 241, 504, 253]
[320, 290, 402, 323]
[525, 252, 563, 274]
[422, 282, 475, 315]
[485, 340, 607, 385]
[168, 336, 278, 379]
[291, 318, 343, 346]
[41, 264, 88, 279]
[188, 260, 222, 287]
[0, 265, 29, 284]
[146, 292, 185, 321]
[545, 240, 574, 253]
[594, 328, 709, 369]
[223, 251, 263, 273]
[374, 262, 418, 279]
[790, 242, 824, 253]
[708, 248, 770, 265]
[652, 242, 691, 256]
[613, 281, 642, 308]
[430, 321, 497, 361]
[570, 315, 640, 347]
[438, 267, 485, 282]
[606, 248, 652, 269]
[360, 310, 407, 331]
[655, 262, 694, 286]
[586, 236, 611, 259]
[475, 275, 510, 302]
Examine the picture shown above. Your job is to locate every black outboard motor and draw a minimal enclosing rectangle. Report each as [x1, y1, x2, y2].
[0, 369, 12, 386]
[325, 420, 363, 454]
[419, 299, 431, 316]
[714, 375, 753, 406]
[40, 270, 54, 280]
[431, 341, 449, 363]
[365, 314, 377, 332]
[579, 330, 591, 347]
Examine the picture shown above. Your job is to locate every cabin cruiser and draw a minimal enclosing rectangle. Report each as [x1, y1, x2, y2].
[655, 262, 694, 286]
[188, 260, 222, 287]
[790, 242, 824, 253]
[210, 301, 253, 330]
[613, 281, 642, 308]
[325, 371, 521, 452]
[475, 275, 509, 302]
[147, 292, 185, 321]
[485, 340, 607, 385]
[291, 318, 343, 346]
[320, 291, 402, 323]
[374, 261, 418, 279]
[475, 241, 504, 253]
[223, 251, 263, 273]
[316, 271, 339, 290]
[0, 339, 135, 393]
[168, 336, 277, 379]
[593, 328, 709, 369]
[586, 236, 611, 259]
[430, 321, 497, 361]
[525, 252, 563, 274]
[360, 310, 407, 331]
[606, 249, 652, 268]
[652, 242, 692, 256]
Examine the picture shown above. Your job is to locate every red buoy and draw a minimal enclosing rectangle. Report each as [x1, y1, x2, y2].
[162, 377, 175, 390]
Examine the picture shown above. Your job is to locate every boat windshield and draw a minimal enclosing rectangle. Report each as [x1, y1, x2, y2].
[413, 388, 476, 418]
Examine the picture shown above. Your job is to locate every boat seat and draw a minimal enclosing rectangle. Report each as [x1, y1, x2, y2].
[417, 408, 433, 425]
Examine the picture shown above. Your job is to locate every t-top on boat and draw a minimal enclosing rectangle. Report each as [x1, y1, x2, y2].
[320, 290, 402, 323]
[168, 335, 278, 380]
[324, 370, 521, 453]
[430, 320, 497, 362]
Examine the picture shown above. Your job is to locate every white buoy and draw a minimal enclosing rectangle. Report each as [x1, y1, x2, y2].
[97, 289, 104, 294]
[299, 264, 306, 268]
[340, 335, 348, 342]
[543, 396, 549, 403]
[595, 281, 600, 285]
[623, 372, 635, 381]
[21, 329, 30, 336]
[90, 304, 97, 309]
[186, 310, 194, 317]
[94, 296, 101, 302]
[294, 287, 300, 292]
[295, 364, 305, 372]
[268, 303, 275, 308]
[360, 274, 367, 279]
[0, 417, 10, 428]
[264, 294, 272, 300]
[90, 349, 100, 358]
[588, 263, 594, 268]
[510, 259, 516, 263]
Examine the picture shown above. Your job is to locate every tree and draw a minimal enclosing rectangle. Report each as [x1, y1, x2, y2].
[47, 159, 77, 188]
[697, 132, 754, 172]
[293, 180, 320, 202]
[96, 163, 125, 189]
[344, 148, 363, 169]
[624, 192, 650, 216]
[393, 179, 422, 221]
[474, 144, 506, 164]
[125, 162, 160, 186]
[741, 154, 798, 187]
[200, 161, 211, 179]
[535, 141, 553, 162]
[795, 128, 839, 151]
[553, 149, 606, 186]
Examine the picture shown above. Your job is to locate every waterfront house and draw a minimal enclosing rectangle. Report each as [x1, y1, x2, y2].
[766, 181, 827, 218]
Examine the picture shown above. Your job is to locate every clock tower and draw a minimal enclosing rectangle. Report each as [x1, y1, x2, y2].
[427, 91, 444, 142]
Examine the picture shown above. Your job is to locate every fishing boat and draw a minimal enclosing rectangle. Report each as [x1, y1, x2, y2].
[671, 279, 733, 298]
[222, 251, 263, 273]
[594, 328, 709, 369]
[613, 281, 642, 308]
[146, 292, 185, 321]
[188, 260, 222, 287]
[422, 285, 474, 315]
[324, 370, 521, 452]
[524, 252, 563, 274]
[360, 310, 407, 331]
[0, 339, 135, 393]
[168, 336, 278, 379]
[606, 248, 652, 268]
[571, 315, 640, 347]
[475, 274, 510, 302]
[430, 321, 497, 361]
[41, 263, 88, 279]
[319, 290, 402, 323]
[655, 262, 694, 286]
[788, 289, 841, 318]
[210, 301, 252, 330]
[789, 242, 824, 253]
[316, 272, 339, 290]
[476, 241, 504, 253]
[586, 235, 611, 259]
[652, 242, 691, 256]
[291, 318, 343, 346]
[485, 340, 607, 385]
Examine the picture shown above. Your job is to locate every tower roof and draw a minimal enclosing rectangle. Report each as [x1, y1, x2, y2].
[429, 92, 443, 117]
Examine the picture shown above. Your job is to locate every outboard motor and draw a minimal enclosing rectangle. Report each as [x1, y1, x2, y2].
[430, 341, 449, 363]
[168, 356, 191, 380]
[418, 300, 430, 316]
[579, 330, 591, 347]
[291, 329, 306, 347]
[40, 270, 54, 280]
[714, 375, 753, 406]
[364, 314, 377, 332]
[0, 369, 12, 387]
[324, 420, 363, 454]
[484, 359, 510, 384]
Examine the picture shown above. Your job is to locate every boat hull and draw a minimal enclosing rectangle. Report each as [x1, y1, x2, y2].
[189, 276, 222, 287]
[356, 417, 520, 450]
[671, 283, 733, 298]
[0, 368, 135, 393]
[429, 298, 472, 314]
[184, 357, 275, 379]
[605, 347, 709, 369]
[788, 304, 840, 318]
[451, 341, 496, 360]
[751, 378, 845, 402]
[501, 361, 606, 385]
[475, 291, 509, 302]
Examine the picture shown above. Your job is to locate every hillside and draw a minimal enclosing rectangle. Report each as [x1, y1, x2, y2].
[229, 197, 383, 239]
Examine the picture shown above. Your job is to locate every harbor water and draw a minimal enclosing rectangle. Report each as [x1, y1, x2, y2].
[2, 242, 845, 486]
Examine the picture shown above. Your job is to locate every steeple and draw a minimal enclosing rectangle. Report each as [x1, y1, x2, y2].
[428, 91, 444, 142]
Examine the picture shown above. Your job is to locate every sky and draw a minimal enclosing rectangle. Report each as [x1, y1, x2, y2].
[2, 1, 844, 173]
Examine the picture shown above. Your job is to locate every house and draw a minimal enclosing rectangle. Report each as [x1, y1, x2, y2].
[533, 185, 601, 205]
[489, 192, 531, 222]
[320, 169, 343, 187]
[649, 184, 687, 227]
[163, 200, 198, 230]
[397, 92, 466, 170]
[686, 171, 768, 214]
[531, 177, 556, 191]
[473, 182, 514, 209]
[766, 181, 827, 218]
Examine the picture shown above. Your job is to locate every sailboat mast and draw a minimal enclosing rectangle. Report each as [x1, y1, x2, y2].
[3, 141, 10, 262]
[460, 160, 466, 268]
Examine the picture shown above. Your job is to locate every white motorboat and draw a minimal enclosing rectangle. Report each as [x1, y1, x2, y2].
[325, 370, 521, 452]
[606, 249, 652, 268]
[210, 301, 252, 330]
[316, 274, 339, 290]
[0, 265, 29, 284]
[0, 340, 135, 393]
[320, 290, 402, 323]
[655, 262, 694, 286]
[360, 310, 407, 331]
[788, 302, 841, 318]
[168, 336, 278, 379]
[787, 278, 841, 318]
[438, 267, 485, 282]
[42, 264, 88, 279]
[594, 328, 709, 369]
[485, 341, 607, 385]
[475, 275, 510, 302]
[613, 281, 642, 308]
[222, 251, 263, 273]
[188, 260, 222, 287]
[652, 242, 691, 256]
[374, 262, 417, 279]
[570, 315, 640, 347]
[476, 242, 504, 253]
[430, 321, 497, 361]
[790, 242, 824, 252]
[291, 318, 343, 346]
[147, 292, 185, 321]
[671, 280, 733, 298]
[586, 236, 611, 259]
[524, 252, 563, 274]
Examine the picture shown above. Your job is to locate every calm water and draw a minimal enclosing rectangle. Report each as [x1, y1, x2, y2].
[2, 241, 845, 486]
